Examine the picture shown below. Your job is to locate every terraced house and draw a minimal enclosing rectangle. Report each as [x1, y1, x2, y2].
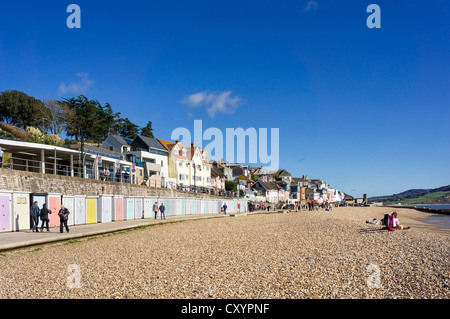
[158, 139, 212, 193]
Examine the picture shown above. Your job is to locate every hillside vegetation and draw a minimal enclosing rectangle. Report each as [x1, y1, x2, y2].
[369, 185, 450, 205]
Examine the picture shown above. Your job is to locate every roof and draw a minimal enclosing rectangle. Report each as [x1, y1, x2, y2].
[253, 181, 280, 191]
[234, 174, 254, 183]
[218, 163, 231, 170]
[293, 177, 308, 183]
[268, 169, 292, 178]
[157, 139, 210, 164]
[232, 167, 244, 177]
[158, 139, 191, 161]
[109, 134, 131, 146]
[211, 165, 226, 178]
[134, 135, 167, 152]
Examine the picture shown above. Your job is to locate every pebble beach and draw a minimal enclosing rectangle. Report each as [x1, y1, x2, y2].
[0, 206, 448, 299]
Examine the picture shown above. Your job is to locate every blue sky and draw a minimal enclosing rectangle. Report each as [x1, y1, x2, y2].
[0, 0, 449, 197]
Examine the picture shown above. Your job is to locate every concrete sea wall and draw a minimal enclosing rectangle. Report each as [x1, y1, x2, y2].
[0, 169, 222, 199]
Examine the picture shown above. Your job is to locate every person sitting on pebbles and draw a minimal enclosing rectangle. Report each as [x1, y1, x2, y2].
[389, 212, 410, 230]
[366, 212, 410, 230]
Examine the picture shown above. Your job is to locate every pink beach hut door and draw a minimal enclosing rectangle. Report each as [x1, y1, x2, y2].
[48, 195, 61, 227]
[0, 195, 11, 232]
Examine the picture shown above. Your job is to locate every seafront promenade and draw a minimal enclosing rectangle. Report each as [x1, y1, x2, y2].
[0, 206, 448, 299]
[0, 212, 230, 252]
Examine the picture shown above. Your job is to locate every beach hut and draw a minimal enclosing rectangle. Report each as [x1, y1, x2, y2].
[0, 190, 12, 232]
[123, 197, 135, 220]
[74, 196, 86, 225]
[180, 198, 185, 215]
[161, 198, 169, 217]
[112, 195, 123, 221]
[86, 196, 98, 224]
[192, 199, 199, 215]
[143, 197, 154, 219]
[12, 191, 30, 231]
[48, 194, 62, 227]
[134, 197, 144, 219]
[29, 193, 62, 228]
[97, 195, 112, 223]
[200, 200, 206, 214]
[62, 195, 75, 226]
[185, 198, 191, 215]
[167, 198, 175, 216]
[173, 198, 182, 216]
[30, 193, 46, 210]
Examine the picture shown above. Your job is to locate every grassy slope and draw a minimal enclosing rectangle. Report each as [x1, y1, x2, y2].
[386, 191, 450, 205]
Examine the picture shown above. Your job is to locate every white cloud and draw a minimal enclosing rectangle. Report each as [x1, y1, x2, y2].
[58, 72, 94, 96]
[304, 0, 318, 12]
[182, 91, 242, 119]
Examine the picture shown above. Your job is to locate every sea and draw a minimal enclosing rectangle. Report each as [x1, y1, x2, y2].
[414, 205, 450, 230]
[415, 205, 450, 210]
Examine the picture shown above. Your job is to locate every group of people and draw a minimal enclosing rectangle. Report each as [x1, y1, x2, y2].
[30, 201, 71, 233]
[99, 168, 111, 181]
[152, 201, 166, 219]
[307, 201, 333, 211]
[366, 211, 410, 231]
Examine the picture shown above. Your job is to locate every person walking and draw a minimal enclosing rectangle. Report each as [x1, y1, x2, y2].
[58, 205, 70, 233]
[223, 203, 228, 215]
[0, 147, 3, 168]
[105, 168, 111, 181]
[153, 201, 159, 219]
[40, 203, 51, 232]
[30, 201, 40, 232]
[159, 202, 166, 220]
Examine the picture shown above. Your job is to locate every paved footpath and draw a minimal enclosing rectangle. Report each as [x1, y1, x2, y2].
[0, 213, 230, 252]
[0, 209, 287, 252]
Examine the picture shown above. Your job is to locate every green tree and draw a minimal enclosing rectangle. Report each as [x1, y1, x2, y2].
[225, 181, 237, 192]
[140, 121, 154, 138]
[62, 95, 97, 140]
[0, 90, 44, 128]
[116, 117, 140, 139]
[61, 96, 119, 143]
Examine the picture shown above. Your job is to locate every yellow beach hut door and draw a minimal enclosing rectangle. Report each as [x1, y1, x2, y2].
[86, 197, 97, 224]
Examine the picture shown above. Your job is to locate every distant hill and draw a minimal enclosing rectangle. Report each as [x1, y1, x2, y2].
[369, 185, 450, 205]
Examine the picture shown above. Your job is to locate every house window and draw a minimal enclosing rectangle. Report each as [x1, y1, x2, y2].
[161, 161, 163, 167]
[178, 162, 182, 167]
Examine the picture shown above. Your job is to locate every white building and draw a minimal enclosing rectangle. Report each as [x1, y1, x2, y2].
[158, 139, 212, 190]
[124, 135, 173, 188]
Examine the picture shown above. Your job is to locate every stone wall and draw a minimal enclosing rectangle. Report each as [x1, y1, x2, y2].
[0, 169, 224, 199]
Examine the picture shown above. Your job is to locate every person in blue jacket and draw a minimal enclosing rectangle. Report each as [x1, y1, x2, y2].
[159, 202, 166, 220]
[30, 201, 40, 232]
